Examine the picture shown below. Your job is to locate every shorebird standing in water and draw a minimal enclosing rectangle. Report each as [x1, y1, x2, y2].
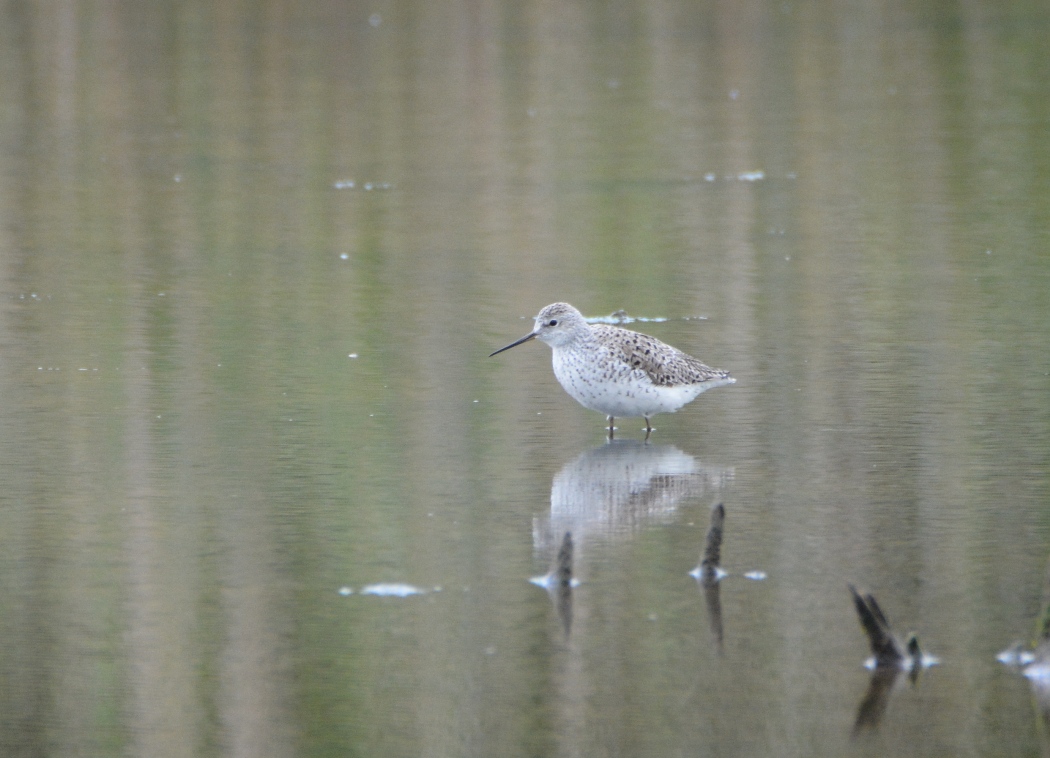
[489, 302, 735, 438]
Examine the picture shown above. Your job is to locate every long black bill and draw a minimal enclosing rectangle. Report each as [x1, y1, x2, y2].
[489, 331, 537, 357]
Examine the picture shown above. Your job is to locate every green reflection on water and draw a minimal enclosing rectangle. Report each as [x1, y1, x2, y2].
[0, 1, 1048, 756]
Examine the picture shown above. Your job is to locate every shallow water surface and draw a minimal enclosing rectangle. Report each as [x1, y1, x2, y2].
[1, 1, 1049, 756]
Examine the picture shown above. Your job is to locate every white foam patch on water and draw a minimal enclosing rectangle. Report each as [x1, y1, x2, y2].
[863, 653, 939, 671]
[743, 570, 767, 581]
[333, 179, 392, 190]
[689, 566, 728, 581]
[997, 645, 1034, 666]
[360, 583, 427, 597]
[529, 574, 580, 589]
[1024, 662, 1050, 680]
[587, 313, 711, 326]
[919, 653, 940, 668]
[587, 314, 669, 325]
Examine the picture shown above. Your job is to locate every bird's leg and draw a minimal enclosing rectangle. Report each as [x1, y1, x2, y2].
[607, 416, 615, 440]
[644, 416, 653, 441]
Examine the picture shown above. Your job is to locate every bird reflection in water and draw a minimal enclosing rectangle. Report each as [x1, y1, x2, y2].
[532, 440, 732, 638]
[533, 440, 732, 554]
[849, 585, 938, 738]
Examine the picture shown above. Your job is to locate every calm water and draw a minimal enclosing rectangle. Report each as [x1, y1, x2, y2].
[1, 1, 1049, 756]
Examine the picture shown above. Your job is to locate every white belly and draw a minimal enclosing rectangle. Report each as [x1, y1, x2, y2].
[551, 348, 708, 418]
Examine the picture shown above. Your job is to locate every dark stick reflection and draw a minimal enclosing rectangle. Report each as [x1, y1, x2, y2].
[553, 532, 574, 638]
[848, 585, 931, 738]
[696, 504, 726, 652]
[532, 531, 576, 638]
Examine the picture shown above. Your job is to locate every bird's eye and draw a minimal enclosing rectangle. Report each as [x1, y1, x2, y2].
[548, 319, 558, 326]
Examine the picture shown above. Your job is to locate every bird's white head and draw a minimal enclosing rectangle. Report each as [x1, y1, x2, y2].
[530, 303, 589, 347]
[489, 302, 590, 356]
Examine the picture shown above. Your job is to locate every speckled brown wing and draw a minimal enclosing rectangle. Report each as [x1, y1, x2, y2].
[595, 325, 732, 387]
